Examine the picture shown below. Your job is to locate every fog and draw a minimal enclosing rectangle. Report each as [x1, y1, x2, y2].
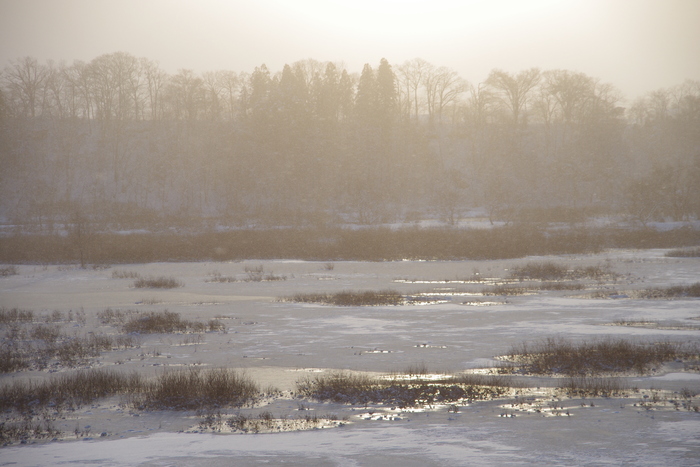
[2, 2, 700, 463]
[1, 0, 699, 100]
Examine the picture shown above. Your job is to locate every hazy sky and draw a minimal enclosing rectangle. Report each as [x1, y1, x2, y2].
[1, 0, 698, 100]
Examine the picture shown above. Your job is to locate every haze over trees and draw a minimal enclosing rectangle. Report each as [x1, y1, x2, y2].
[1, 52, 699, 231]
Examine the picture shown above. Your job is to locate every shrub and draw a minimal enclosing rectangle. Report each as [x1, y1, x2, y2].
[0, 307, 34, 324]
[509, 262, 613, 281]
[112, 269, 141, 279]
[134, 368, 259, 410]
[509, 262, 568, 280]
[122, 310, 205, 334]
[97, 308, 139, 325]
[0, 265, 18, 277]
[244, 265, 286, 282]
[133, 276, 183, 289]
[481, 286, 531, 296]
[504, 338, 696, 376]
[206, 271, 237, 283]
[1, 323, 138, 372]
[0, 369, 142, 414]
[632, 283, 700, 299]
[296, 371, 510, 407]
[666, 247, 700, 257]
[287, 290, 403, 306]
[561, 376, 627, 397]
[0, 419, 61, 444]
[539, 282, 585, 291]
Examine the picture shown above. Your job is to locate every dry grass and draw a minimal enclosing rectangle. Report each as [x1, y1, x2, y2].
[503, 337, 697, 376]
[0, 369, 142, 414]
[561, 376, 628, 397]
[286, 290, 403, 306]
[481, 286, 532, 296]
[666, 247, 700, 257]
[509, 261, 614, 281]
[122, 310, 223, 334]
[296, 371, 511, 407]
[112, 269, 141, 279]
[132, 368, 260, 410]
[0, 265, 18, 277]
[1, 326, 137, 373]
[133, 276, 183, 289]
[0, 307, 34, 324]
[632, 283, 700, 299]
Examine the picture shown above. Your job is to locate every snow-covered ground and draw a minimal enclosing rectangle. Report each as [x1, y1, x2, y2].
[1, 248, 699, 466]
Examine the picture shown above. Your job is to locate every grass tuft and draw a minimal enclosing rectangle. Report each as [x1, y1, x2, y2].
[632, 283, 700, 299]
[287, 290, 403, 306]
[133, 276, 183, 289]
[0, 265, 18, 277]
[0, 307, 34, 324]
[666, 247, 700, 257]
[0, 369, 142, 414]
[112, 269, 141, 279]
[503, 337, 697, 376]
[296, 371, 511, 407]
[122, 310, 210, 334]
[561, 376, 627, 397]
[133, 368, 259, 410]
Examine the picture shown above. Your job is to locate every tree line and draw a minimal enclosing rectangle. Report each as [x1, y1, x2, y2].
[1, 52, 699, 231]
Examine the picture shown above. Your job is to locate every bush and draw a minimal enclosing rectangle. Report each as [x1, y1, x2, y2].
[504, 338, 696, 376]
[0, 265, 18, 277]
[562, 376, 627, 397]
[0, 307, 33, 324]
[0, 369, 142, 414]
[134, 368, 259, 410]
[509, 262, 613, 281]
[1, 322, 138, 373]
[509, 262, 568, 280]
[287, 290, 403, 306]
[296, 371, 510, 407]
[666, 247, 700, 257]
[133, 276, 183, 289]
[633, 283, 700, 299]
[122, 310, 206, 334]
[112, 269, 141, 279]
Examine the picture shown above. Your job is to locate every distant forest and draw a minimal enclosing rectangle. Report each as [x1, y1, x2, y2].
[1, 53, 699, 231]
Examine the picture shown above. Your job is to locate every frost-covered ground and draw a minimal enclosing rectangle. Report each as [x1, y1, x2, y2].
[1, 248, 699, 466]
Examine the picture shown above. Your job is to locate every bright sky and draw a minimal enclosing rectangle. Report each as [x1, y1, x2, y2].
[1, 0, 698, 100]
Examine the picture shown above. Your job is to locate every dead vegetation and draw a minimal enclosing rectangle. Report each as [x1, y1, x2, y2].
[587, 283, 700, 299]
[0, 265, 18, 277]
[133, 276, 183, 289]
[130, 368, 261, 411]
[122, 310, 224, 334]
[0, 308, 224, 374]
[508, 261, 615, 281]
[206, 266, 286, 283]
[501, 337, 699, 376]
[286, 290, 404, 306]
[665, 247, 700, 257]
[295, 371, 512, 407]
[1, 310, 138, 373]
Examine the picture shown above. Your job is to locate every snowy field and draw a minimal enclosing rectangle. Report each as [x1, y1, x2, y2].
[1, 248, 699, 466]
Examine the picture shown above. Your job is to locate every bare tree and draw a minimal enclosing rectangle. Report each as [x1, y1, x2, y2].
[424, 66, 466, 126]
[202, 71, 224, 121]
[486, 68, 540, 125]
[142, 58, 166, 121]
[2, 56, 48, 118]
[397, 58, 432, 122]
[216, 70, 239, 121]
